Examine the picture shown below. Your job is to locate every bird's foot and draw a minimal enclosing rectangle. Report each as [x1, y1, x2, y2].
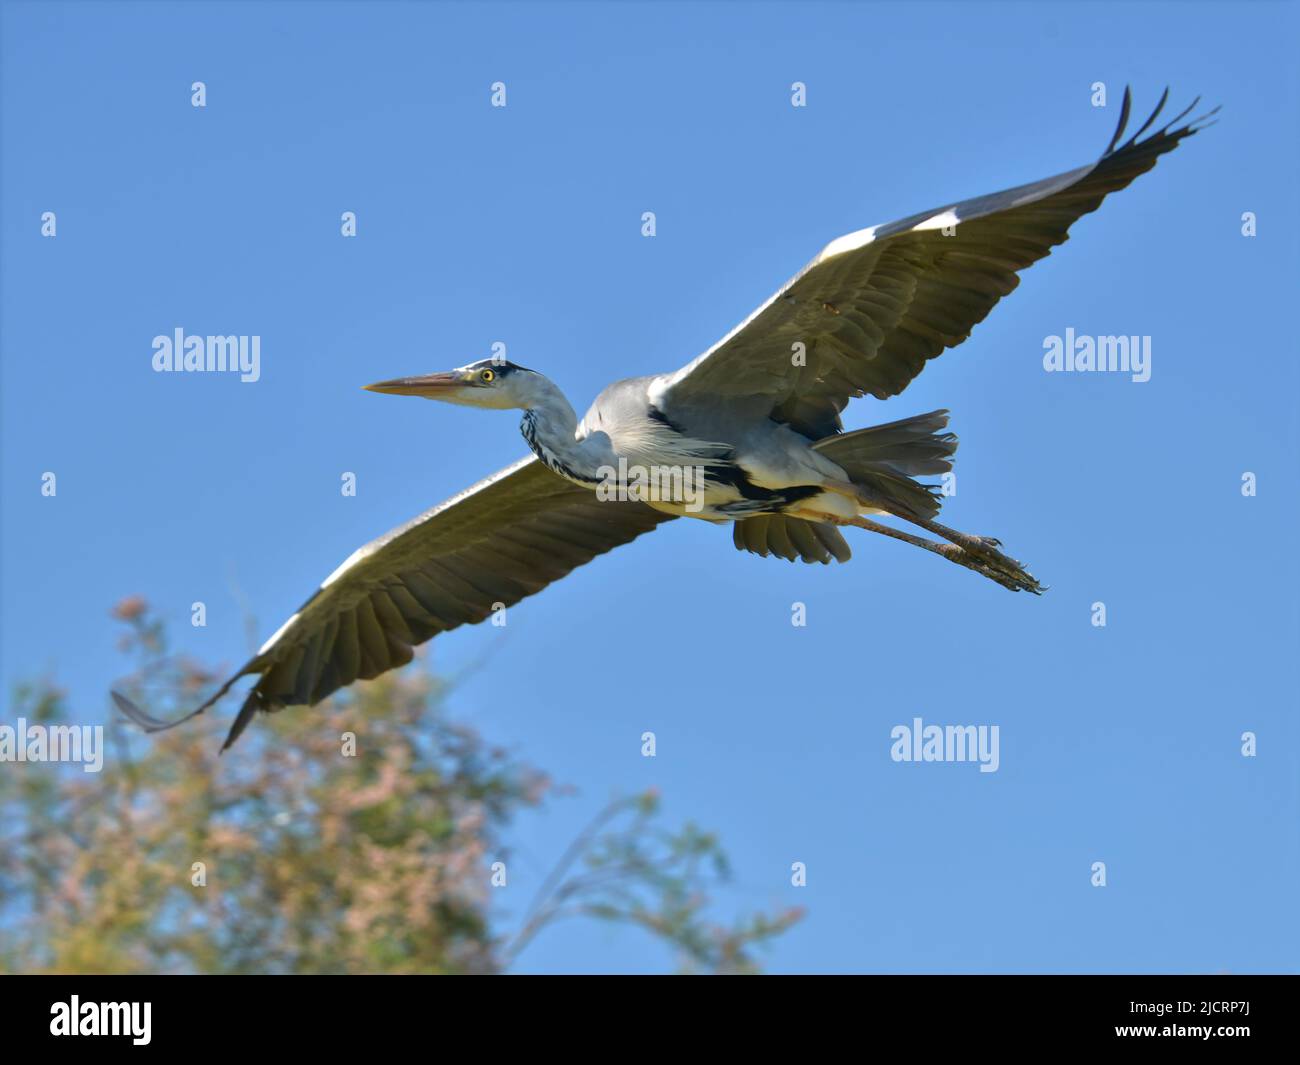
[939, 540, 1042, 595]
[834, 512, 1043, 594]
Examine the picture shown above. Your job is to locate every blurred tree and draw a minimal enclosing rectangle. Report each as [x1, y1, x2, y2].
[0, 599, 800, 974]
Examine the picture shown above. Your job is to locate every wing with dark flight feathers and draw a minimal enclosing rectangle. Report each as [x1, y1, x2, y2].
[660, 88, 1217, 439]
[114, 456, 672, 749]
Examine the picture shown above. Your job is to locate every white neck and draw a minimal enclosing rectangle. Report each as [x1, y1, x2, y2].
[519, 377, 615, 486]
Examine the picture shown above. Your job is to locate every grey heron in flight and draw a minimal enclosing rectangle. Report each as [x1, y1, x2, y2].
[115, 89, 1214, 750]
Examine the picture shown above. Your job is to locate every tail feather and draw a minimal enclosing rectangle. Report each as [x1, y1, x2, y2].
[813, 409, 957, 519]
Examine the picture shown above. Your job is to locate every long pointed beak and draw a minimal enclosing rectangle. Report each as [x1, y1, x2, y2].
[362, 372, 465, 397]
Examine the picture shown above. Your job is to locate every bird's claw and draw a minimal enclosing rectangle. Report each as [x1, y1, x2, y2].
[940, 541, 1042, 595]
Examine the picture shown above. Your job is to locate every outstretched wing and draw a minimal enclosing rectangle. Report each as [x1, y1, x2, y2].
[115, 456, 673, 749]
[659, 88, 1217, 439]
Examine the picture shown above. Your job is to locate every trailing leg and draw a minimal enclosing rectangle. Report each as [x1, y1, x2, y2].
[800, 506, 1042, 593]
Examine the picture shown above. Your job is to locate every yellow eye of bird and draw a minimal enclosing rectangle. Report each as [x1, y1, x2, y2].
[481, 369, 495, 383]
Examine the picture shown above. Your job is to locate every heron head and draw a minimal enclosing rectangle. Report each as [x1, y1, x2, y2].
[363, 359, 541, 410]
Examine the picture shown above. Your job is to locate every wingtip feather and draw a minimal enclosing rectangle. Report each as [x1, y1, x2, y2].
[1104, 85, 1134, 155]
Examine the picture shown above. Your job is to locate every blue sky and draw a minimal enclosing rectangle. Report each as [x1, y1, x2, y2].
[2, 0, 1297, 973]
